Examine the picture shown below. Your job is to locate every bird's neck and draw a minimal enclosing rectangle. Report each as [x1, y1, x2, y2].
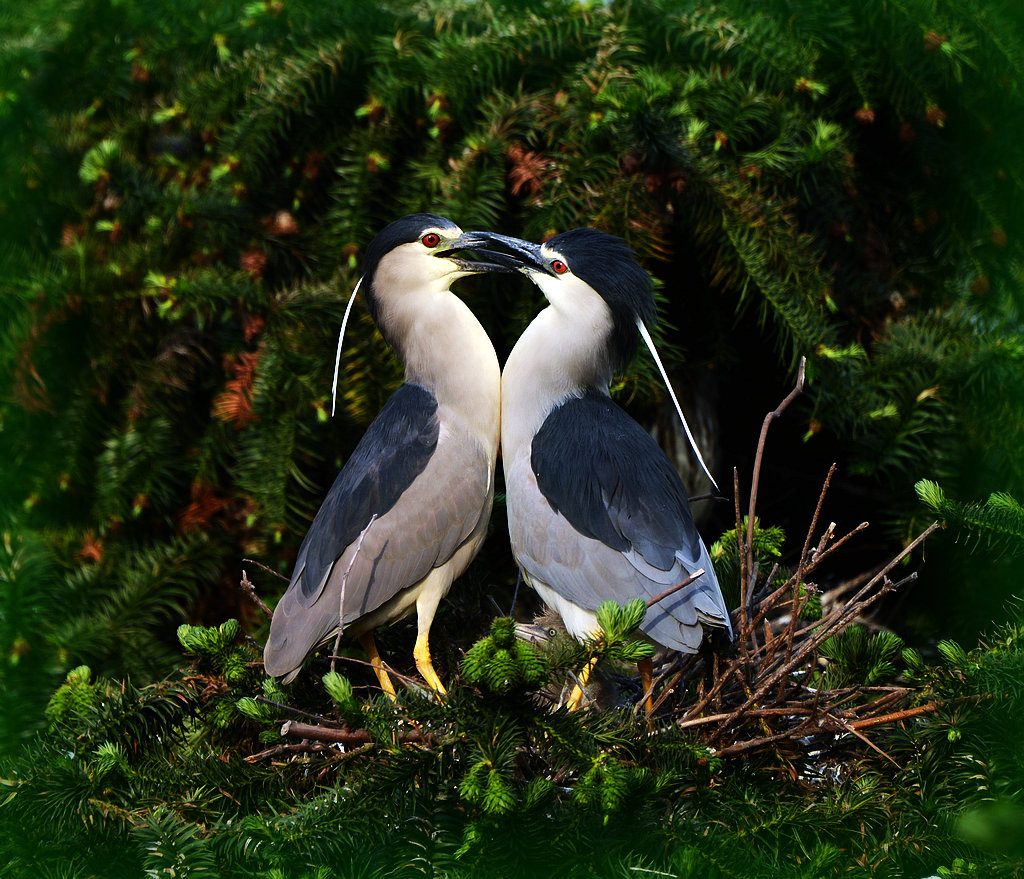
[500, 304, 613, 463]
[398, 289, 501, 456]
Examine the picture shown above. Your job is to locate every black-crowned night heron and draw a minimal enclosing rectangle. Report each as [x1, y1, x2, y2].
[476, 228, 733, 709]
[263, 214, 513, 696]
[515, 610, 633, 710]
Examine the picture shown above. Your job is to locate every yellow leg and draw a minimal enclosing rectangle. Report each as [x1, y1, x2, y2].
[638, 658, 654, 717]
[413, 630, 447, 695]
[566, 655, 599, 710]
[359, 633, 397, 700]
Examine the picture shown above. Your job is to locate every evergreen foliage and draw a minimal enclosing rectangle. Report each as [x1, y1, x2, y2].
[711, 516, 787, 609]
[816, 625, 905, 689]
[917, 479, 1024, 557]
[2, 0, 1024, 874]
[1, 604, 1022, 876]
[462, 616, 547, 693]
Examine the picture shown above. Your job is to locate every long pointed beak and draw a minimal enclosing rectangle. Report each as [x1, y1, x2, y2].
[514, 621, 559, 645]
[436, 231, 520, 274]
[461, 231, 553, 276]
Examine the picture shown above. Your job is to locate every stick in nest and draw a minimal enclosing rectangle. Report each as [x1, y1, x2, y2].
[239, 569, 274, 619]
[655, 359, 942, 763]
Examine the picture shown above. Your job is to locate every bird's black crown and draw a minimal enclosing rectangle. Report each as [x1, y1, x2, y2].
[361, 213, 460, 333]
[546, 228, 657, 368]
[362, 213, 459, 282]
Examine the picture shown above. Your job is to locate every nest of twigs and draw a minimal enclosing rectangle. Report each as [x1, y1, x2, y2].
[646, 357, 940, 766]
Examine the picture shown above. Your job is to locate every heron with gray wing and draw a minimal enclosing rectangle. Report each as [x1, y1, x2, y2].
[476, 227, 733, 710]
[263, 214, 514, 696]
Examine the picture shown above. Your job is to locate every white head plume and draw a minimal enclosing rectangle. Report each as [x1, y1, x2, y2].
[637, 317, 719, 491]
[330, 275, 362, 418]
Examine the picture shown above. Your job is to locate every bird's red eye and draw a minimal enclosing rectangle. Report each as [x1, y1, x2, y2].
[551, 259, 569, 275]
[421, 232, 441, 247]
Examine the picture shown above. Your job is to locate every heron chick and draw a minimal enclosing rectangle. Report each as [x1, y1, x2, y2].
[263, 214, 515, 696]
[515, 610, 638, 710]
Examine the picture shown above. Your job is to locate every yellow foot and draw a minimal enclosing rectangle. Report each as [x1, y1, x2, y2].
[413, 631, 447, 697]
[565, 656, 599, 711]
[359, 633, 397, 701]
[639, 657, 654, 720]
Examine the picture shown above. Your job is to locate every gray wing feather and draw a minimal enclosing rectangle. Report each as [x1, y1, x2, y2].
[507, 455, 730, 653]
[264, 430, 493, 679]
[290, 382, 441, 607]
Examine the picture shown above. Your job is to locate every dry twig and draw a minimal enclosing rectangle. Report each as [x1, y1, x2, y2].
[239, 569, 274, 619]
[653, 362, 942, 765]
[280, 720, 432, 746]
[744, 356, 806, 581]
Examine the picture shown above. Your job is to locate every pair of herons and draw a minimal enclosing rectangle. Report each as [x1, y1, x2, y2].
[263, 214, 733, 708]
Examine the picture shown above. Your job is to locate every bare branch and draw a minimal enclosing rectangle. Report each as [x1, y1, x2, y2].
[279, 720, 432, 746]
[645, 568, 705, 609]
[242, 558, 288, 582]
[797, 464, 837, 578]
[744, 356, 806, 577]
[328, 654, 425, 693]
[733, 466, 746, 644]
[254, 695, 341, 726]
[245, 742, 340, 763]
[848, 701, 939, 730]
[239, 569, 274, 619]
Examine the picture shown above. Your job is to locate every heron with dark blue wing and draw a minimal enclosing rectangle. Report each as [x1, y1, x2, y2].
[263, 214, 514, 696]
[477, 227, 733, 710]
